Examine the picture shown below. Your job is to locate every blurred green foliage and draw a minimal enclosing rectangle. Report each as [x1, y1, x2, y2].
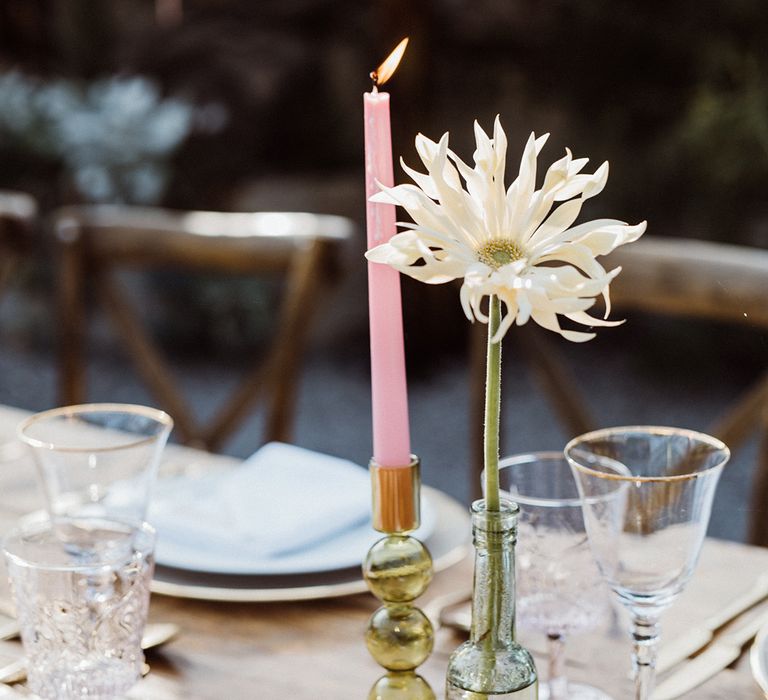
[0, 0, 765, 366]
[1, 0, 767, 245]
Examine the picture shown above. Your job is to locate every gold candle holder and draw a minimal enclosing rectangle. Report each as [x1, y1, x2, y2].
[363, 456, 436, 700]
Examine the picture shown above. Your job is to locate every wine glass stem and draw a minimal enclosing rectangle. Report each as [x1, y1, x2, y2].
[546, 633, 568, 700]
[631, 615, 660, 700]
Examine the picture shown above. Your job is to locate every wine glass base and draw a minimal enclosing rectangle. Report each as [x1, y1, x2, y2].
[539, 681, 614, 700]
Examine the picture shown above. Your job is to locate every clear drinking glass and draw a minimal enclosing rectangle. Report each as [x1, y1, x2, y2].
[3, 516, 156, 700]
[565, 426, 729, 700]
[18, 403, 173, 522]
[496, 452, 614, 700]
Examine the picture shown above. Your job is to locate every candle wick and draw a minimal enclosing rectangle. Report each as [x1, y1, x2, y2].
[370, 70, 379, 91]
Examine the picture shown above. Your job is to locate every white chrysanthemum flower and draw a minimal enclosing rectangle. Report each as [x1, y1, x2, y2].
[366, 117, 647, 342]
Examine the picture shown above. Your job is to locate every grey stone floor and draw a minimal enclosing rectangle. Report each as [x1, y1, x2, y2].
[0, 277, 764, 544]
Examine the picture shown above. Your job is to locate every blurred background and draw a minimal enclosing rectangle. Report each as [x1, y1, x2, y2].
[0, 0, 767, 541]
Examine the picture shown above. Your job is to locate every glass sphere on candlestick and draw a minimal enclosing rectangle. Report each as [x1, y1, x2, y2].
[363, 535, 433, 603]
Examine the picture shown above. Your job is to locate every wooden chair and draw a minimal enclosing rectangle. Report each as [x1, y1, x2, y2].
[52, 205, 354, 451]
[0, 191, 37, 301]
[470, 236, 768, 545]
[611, 237, 768, 545]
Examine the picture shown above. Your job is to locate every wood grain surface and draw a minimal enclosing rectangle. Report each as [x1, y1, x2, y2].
[0, 405, 764, 699]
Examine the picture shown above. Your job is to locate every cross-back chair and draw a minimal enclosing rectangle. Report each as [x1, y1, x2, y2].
[0, 191, 37, 302]
[470, 236, 768, 545]
[53, 205, 354, 452]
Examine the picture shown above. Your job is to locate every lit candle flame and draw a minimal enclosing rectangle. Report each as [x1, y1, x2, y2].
[370, 37, 409, 87]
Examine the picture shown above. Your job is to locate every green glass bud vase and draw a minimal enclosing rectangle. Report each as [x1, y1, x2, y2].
[445, 499, 538, 699]
[363, 457, 436, 700]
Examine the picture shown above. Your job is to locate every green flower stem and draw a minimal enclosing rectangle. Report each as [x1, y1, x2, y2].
[484, 295, 502, 512]
[481, 296, 503, 672]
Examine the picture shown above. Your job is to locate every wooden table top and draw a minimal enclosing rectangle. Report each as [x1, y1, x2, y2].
[0, 405, 764, 699]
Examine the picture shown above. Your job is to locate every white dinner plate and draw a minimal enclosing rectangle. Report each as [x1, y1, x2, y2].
[153, 493, 437, 575]
[150, 486, 470, 602]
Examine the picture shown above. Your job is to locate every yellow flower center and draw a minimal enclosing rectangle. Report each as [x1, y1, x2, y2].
[476, 239, 524, 269]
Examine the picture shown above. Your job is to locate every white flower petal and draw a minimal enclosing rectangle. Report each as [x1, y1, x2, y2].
[540, 150, 572, 196]
[472, 120, 494, 169]
[368, 252, 469, 285]
[368, 188, 399, 206]
[546, 297, 596, 314]
[492, 115, 507, 184]
[366, 119, 644, 342]
[553, 162, 609, 202]
[399, 158, 440, 200]
[536, 244, 609, 283]
[569, 154, 590, 174]
[395, 222, 477, 263]
[526, 199, 584, 247]
[515, 290, 532, 325]
[528, 303, 566, 333]
[565, 310, 624, 327]
[582, 161, 609, 199]
[559, 329, 597, 342]
[575, 221, 647, 255]
[374, 182, 477, 248]
[415, 133, 463, 192]
[506, 133, 539, 229]
[534, 133, 550, 154]
[459, 283, 475, 321]
[447, 148, 487, 204]
[540, 219, 647, 256]
[492, 305, 517, 343]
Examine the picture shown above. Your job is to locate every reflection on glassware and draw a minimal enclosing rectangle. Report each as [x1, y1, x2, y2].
[2, 517, 155, 700]
[17, 403, 173, 523]
[445, 500, 539, 699]
[495, 453, 614, 700]
[565, 426, 729, 700]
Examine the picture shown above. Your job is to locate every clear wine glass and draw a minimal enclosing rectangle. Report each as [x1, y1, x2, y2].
[565, 426, 729, 700]
[494, 452, 614, 700]
[17, 403, 173, 524]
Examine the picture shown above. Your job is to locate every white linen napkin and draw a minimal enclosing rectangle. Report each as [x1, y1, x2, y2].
[149, 442, 372, 562]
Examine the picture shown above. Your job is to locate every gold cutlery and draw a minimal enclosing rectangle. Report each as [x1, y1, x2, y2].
[0, 623, 18, 644]
[0, 623, 180, 684]
[138, 623, 180, 651]
[656, 572, 768, 674]
[438, 600, 471, 632]
[422, 588, 473, 630]
[0, 661, 24, 686]
[0, 620, 178, 648]
[0, 683, 25, 697]
[652, 611, 768, 700]
[434, 599, 560, 661]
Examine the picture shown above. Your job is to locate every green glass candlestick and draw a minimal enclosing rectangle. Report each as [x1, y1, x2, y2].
[368, 672, 435, 700]
[363, 457, 436, 700]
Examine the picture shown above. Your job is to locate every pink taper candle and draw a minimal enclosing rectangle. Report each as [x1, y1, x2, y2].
[364, 43, 411, 468]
